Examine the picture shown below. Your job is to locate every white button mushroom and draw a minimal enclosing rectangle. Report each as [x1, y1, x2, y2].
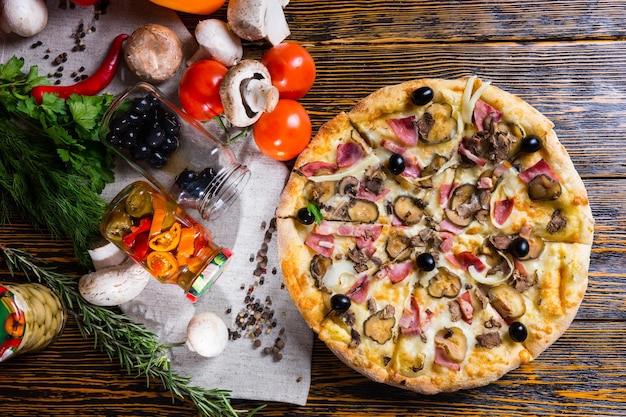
[78, 259, 151, 307]
[0, 0, 48, 38]
[187, 19, 243, 68]
[227, 0, 291, 46]
[185, 312, 229, 358]
[219, 59, 279, 127]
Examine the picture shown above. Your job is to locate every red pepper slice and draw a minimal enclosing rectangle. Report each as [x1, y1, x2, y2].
[122, 217, 152, 248]
[31, 34, 129, 103]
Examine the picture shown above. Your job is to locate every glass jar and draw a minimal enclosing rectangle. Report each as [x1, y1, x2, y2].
[100, 82, 250, 221]
[0, 283, 66, 362]
[101, 181, 231, 302]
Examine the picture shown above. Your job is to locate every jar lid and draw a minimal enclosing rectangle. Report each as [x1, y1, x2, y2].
[185, 249, 233, 303]
[0, 285, 25, 361]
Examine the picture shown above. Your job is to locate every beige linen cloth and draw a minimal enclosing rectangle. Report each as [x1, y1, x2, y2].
[0, 0, 313, 406]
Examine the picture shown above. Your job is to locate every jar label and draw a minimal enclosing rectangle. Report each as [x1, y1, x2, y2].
[186, 249, 232, 303]
[0, 285, 25, 362]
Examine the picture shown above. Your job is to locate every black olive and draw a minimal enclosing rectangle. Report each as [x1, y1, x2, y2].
[176, 168, 198, 186]
[109, 116, 129, 134]
[161, 113, 181, 135]
[521, 135, 542, 153]
[148, 151, 167, 168]
[146, 128, 165, 149]
[509, 237, 530, 259]
[131, 96, 153, 115]
[330, 294, 351, 312]
[128, 111, 148, 126]
[200, 167, 217, 180]
[388, 153, 406, 175]
[131, 143, 151, 160]
[411, 86, 434, 106]
[297, 207, 315, 225]
[161, 135, 179, 155]
[509, 321, 528, 342]
[416, 252, 436, 271]
[106, 132, 123, 147]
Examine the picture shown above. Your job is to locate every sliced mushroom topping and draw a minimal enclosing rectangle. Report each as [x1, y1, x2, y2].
[434, 327, 467, 363]
[385, 233, 411, 261]
[445, 183, 480, 227]
[419, 154, 448, 187]
[393, 195, 424, 225]
[476, 331, 502, 349]
[428, 267, 462, 298]
[363, 305, 396, 344]
[338, 176, 359, 196]
[347, 199, 379, 223]
[547, 209, 567, 233]
[304, 180, 335, 204]
[418, 103, 457, 144]
[310, 254, 332, 290]
[528, 174, 562, 201]
[488, 284, 526, 321]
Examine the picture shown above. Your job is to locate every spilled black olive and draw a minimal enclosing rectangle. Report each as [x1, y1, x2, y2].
[388, 153, 406, 175]
[297, 207, 315, 225]
[521, 135, 542, 153]
[411, 86, 434, 106]
[416, 252, 436, 272]
[330, 294, 351, 312]
[509, 321, 528, 342]
[509, 237, 530, 259]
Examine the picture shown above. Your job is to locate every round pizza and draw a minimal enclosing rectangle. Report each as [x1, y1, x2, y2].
[276, 76, 594, 394]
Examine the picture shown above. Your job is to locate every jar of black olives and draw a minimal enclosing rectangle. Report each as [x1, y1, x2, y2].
[100, 82, 250, 220]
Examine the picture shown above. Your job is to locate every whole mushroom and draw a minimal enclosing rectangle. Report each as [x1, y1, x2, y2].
[187, 19, 243, 67]
[124, 24, 184, 84]
[227, 0, 291, 46]
[185, 312, 229, 358]
[0, 0, 48, 37]
[219, 59, 279, 127]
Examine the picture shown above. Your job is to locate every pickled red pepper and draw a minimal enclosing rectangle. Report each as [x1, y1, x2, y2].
[31, 34, 129, 103]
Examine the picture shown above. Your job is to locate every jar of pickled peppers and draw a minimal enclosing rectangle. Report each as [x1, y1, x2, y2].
[101, 181, 231, 302]
[0, 283, 66, 362]
[100, 82, 250, 221]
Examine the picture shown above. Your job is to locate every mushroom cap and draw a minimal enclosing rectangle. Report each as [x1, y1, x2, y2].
[219, 59, 279, 127]
[124, 24, 184, 83]
[227, 0, 267, 41]
[185, 312, 229, 358]
[0, 0, 48, 38]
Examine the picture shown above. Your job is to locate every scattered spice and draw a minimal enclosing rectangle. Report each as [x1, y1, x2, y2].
[229, 217, 288, 362]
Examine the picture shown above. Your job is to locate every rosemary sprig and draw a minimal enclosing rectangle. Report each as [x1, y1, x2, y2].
[0, 243, 262, 417]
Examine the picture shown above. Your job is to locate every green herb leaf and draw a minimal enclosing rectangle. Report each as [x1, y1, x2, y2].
[307, 202, 323, 225]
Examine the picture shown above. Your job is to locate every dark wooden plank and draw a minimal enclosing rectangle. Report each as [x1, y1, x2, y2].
[181, 0, 626, 43]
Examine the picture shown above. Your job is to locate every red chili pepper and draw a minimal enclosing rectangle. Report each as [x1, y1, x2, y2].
[31, 34, 129, 103]
[122, 217, 152, 248]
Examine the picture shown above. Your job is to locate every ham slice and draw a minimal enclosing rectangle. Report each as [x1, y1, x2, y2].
[399, 297, 432, 336]
[387, 116, 418, 146]
[456, 251, 487, 273]
[336, 142, 364, 168]
[304, 232, 334, 257]
[519, 159, 559, 183]
[457, 291, 474, 324]
[378, 260, 414, 284]
[347, 275, 370, 303]
[299, 161, 338, 177]
[493, 197, 515, 225]
[439, 219, 465, 235]
[473, 100, 502, 131]
[458, 142, 486, 167]
[434, 346, 461, 371]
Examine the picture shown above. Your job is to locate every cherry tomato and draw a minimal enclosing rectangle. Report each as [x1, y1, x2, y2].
[147, 0, 226, 15]
[71, 0, 99, 5]
[261, 43, 316, 100]
[179, 60, 228, 122]
[253, 99, 312, 161]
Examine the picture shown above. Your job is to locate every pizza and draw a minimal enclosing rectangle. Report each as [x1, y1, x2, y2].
[275, 76, 594, 394]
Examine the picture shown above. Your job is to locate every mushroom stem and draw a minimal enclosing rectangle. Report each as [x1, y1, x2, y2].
[241, 77, 279, 113]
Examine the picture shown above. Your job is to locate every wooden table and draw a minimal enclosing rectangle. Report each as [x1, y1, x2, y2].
[2, 1, 626, 416]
